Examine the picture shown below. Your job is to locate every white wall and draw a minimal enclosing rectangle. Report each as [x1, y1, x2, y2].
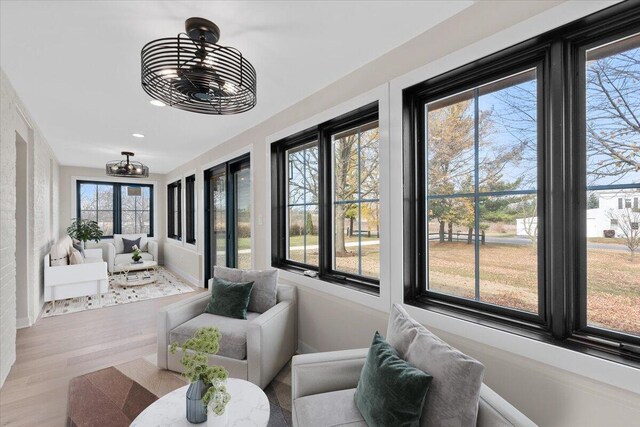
[58, 166, 166, 264]
[91, 1, 640, 424]
[0, 68, 60, 387]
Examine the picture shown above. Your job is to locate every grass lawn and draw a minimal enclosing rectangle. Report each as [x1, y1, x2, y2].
[428, 242, 639, 335]
[587, 237, 627, 245]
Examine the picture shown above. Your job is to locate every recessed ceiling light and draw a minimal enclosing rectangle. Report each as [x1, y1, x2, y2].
[149, 100, 166, 107]
[132, 133, 145, 138]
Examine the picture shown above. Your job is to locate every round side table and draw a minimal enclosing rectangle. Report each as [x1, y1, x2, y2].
[131, 378, 270, 426]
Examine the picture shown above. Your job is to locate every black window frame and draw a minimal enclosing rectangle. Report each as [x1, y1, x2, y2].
[76, 180, 155, 238]
[204, 154, 251, 284]
[271, 102, 381, 294]
[403, 2, 640, 367]
[167, 179, 182, 240]
[185, 174, 196, 244]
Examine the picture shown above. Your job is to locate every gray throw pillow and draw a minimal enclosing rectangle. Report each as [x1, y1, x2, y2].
[122, 237, 141, 254]
[387, 304, 485, 427]
[72, 239, 85, 258]
[214, 266, 278, 313]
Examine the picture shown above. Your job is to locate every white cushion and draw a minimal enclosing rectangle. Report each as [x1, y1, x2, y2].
[113, 234, 148, 254]
[170, 312, 260, 360]
[293, 388, 367, 427]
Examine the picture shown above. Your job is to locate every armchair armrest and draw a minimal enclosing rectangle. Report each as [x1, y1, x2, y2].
[291, 348, 368, 400]
[247, 299, 297, 389]
[147, 240, 158, 262]
[106, 242, 116, 273]
[157, 292, 210, 368]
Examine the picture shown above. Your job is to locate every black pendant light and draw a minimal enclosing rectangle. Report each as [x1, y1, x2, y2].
[141, 17, 257, 115]
[106, 152, 149, 178]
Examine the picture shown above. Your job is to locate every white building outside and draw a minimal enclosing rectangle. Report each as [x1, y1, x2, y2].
[516, 190, 640, 238]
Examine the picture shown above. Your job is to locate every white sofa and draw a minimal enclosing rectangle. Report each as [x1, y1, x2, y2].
[157, 283, 297, 389]
[44, 239, 108, 309]
[106, 233, 158, 273]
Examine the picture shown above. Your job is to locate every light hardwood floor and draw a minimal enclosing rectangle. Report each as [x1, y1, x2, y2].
[0, 284, 206, 427]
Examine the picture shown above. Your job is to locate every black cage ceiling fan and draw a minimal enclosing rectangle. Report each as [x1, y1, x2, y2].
[141, 17, 257, 115]
[106, 152, 149, 178]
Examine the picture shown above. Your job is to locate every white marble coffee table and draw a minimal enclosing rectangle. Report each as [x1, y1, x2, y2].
[113, 261, 158, 286]
[131, 378, 270, 426]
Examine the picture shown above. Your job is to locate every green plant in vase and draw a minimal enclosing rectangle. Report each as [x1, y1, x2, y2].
[170, 327, 231, 423]
[67, 218, 103, 248]
[131, 245, 142, 263]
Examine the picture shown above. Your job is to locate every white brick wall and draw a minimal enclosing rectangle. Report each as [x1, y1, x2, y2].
[0, 68, 59, 387]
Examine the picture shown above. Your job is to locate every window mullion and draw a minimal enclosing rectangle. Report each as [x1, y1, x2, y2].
[303, 148, 308, 265]
[548, 38, 569, 339]
[357, 127, 362, 276]
[473, 88, 480, 302]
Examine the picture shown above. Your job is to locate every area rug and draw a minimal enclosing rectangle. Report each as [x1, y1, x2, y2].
[67, 356, 292, 427]
[42, 267, 195, 318]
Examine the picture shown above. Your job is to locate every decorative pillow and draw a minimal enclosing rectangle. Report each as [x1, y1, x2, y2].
[214, 266, 278, 313]
[72, 239, 85, 258]
[122, 237, 141, 254]
[114, 234, 148, 253]
[205, 277, 254, 319]
[387, 304, 485, 427]
[49, 238, 70, 266]
[69, 249, 84, 265]
[355, 331, 432, 427]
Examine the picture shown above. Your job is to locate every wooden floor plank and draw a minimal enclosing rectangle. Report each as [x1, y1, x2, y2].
[0, 283, 205, 427]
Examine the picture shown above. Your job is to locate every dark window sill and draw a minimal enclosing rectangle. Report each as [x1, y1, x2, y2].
[274, 262, 380, 297]
[406, 296, 640, 369]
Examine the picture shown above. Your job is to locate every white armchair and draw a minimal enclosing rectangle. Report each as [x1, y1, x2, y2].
[157, 283, 297, 389]
[291, 350, 537, 427]
[106, 233, 158, 273]
[44, 247, 108, 309]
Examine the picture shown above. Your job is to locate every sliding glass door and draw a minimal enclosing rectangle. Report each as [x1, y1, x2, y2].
[205, 154, 251, 282]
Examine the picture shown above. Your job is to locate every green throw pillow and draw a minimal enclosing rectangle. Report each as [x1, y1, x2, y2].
[205, 277, 254, 319]
[355, 331, 432, 427]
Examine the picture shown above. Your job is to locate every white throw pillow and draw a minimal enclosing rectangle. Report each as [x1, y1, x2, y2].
[69, 249, 84, 265]
[49, 238, 71, 266]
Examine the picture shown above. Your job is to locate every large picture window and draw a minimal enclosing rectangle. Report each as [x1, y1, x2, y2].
[204, 154, 251, 281]
[579, 32, 640, 342]
[403, 3, 639, 366]
[286, 141, 319, 266]
[332, 121, 380, 279]
[167, 180, 181, 240]
[185, 174, 196, 244]
[272, 103, 380, 291]
[77, 181, 154, 237]
[424, 68, 541, 317]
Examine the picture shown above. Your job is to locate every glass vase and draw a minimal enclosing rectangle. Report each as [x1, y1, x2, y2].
[186, 379, 209, 423]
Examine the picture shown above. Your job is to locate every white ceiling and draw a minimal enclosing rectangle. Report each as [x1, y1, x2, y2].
[1, 1, 472, 173]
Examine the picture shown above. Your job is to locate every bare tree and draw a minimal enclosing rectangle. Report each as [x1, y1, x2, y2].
[607, 207, 640, 260]
[586, 48, 640, 184]
[334, 127, 379, 256]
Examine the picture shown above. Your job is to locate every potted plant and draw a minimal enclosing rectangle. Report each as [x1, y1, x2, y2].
[67, 218, 103, 249]
[170, 327, 231, 424]
[131, 245, 142, 263]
